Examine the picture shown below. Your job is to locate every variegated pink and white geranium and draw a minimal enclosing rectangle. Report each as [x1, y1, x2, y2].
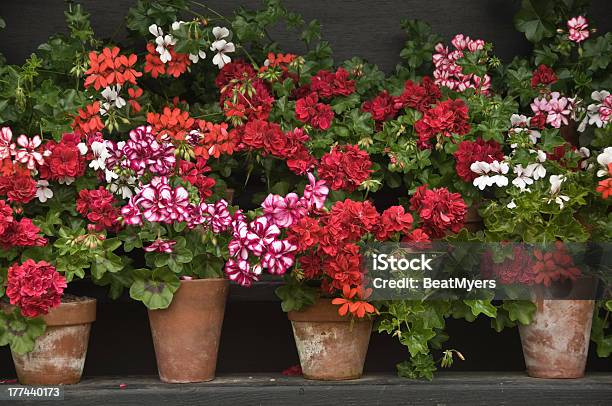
[224, 173, 329, 286]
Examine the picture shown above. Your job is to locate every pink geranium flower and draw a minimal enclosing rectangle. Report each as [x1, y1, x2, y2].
[567, 16, 589, 43]
[303, 173, 329, 210]
[262, 239, 297, 274]
[144, 239, 176, 253]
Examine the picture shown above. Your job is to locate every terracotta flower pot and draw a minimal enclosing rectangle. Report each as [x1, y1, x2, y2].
[11, 298, 96, 385]
[288, 299, 372, 380]
[148, 278, 229, 383]
[519, 299, 594, 378]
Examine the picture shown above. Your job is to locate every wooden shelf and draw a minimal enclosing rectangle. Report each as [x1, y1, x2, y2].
[9, 373, 611, 405]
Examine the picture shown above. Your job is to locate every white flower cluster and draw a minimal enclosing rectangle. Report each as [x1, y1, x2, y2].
[471, 160, 509, 190]
[578, 91, 612, 132]
[148, 23, 234, 69]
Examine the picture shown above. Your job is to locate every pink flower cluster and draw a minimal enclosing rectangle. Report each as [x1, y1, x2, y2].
[121, 176, 234, 231]
[224, 174, 329, 286]
[120, 126, 176, 176]
[567, 16, 589, 43]
[530, 92, 574, 128]
[432, 34, 491, 94]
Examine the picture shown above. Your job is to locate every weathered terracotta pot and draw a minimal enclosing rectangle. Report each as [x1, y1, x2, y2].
[148, 278, 229, 383]
[11, 298, 96, 385]
[288, 299, 372, 380]
[519, 299, 594, 378]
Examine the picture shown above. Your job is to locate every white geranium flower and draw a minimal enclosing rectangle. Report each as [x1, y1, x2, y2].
[596, 147, 612, 177]
[189, 50, 207, 64]
[0, 127, 15, 160]
[109, 174, 137, 199]
[171, 21, 185, 31]
[89, 141, 110, 171]
[36, 180, 53, 203]
[512, 164, 534, 191]
[507, 200, 517, 209]
[549, 174, 566, 194]
[100, 85, 126, 115]
[77, 142, 88, 155]
[473, 175, 490, 190]
[212, 26, 230, 40]
[149, 24, 175, 63]
[210, 39, 235, 68]
[58, 177, 75, 185]
[470, 161, 490, 175]
[510, 114, 529, 127]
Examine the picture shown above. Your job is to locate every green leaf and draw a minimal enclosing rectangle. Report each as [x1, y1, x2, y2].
[275, 277, 317, 312]
[0, 309, 46, 355]
[129, 268, 180, 310]
[464, 299, 497, 318]
[514, 0, 556, 43]
[503, 300, 536, 325]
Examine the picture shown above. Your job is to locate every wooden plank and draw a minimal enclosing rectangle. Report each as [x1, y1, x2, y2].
[8, 373, 611, 406]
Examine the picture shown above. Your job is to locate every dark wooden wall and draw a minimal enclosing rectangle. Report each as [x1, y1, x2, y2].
[1, 0, 611, 378]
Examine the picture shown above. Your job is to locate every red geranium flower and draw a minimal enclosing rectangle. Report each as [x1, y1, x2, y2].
[375, 206, 414, 240]
[318, 144, 372, 191]
[310, 68, 356, 98]
[332, 284, 376, 318]
[397, 76, 441, 112]
[414, 99, 470, 149]
[531, 65, 557, 88]
[147, 107, 195, 141]
[40, 133, 86, 181]
[295, 93, 334, 130]
[76, 187, 119, 231]
[72, 102, 104, 135]
[454, 138, 504, 182]
[362, 90, 401, 124]
[409, 185, 467, 238]
[0, 217, 47, 248]
[0, 174, 37, 204]
[6, 259, 66, 318]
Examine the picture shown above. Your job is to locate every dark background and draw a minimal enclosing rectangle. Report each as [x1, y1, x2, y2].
[1, 0, 611, 378]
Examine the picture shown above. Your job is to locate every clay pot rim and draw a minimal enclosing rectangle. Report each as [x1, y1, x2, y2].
[43, 297, 97, 326]
[288, 298, 373, 322]
[179, 277, 228, 284]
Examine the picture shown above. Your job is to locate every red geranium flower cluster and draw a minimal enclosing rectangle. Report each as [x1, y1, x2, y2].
[481, 245, 537, 285]
[193, 120, 238, 159]
[361, 90, 399, 123]
[362, 77, 441, 127]
[531, 65, 557, 89]
[147, 107, 196, 141]
[76, 187, 119, 231]
[288, 199, 422, 317]
[0, 200, 47, 248]
[414, 99, 471, 149]
[318, 145, 372, 191]
[309, 68, 356, 98]
[144, 43, 191, 78]
[532, 242, 581, 287]
[72, 102, 104, 136]
[39, 133, 86, 182]
[454, 138, 504, 181]
[179, 158, 216, 200]
[216, 61, 274, 122]
[0, 172, 37, 204]
[6, 259, 66, 318]
[236, 119, 317, 175]
[84, 47, 142, 90]
[295, 93, 334, 130]
[409, 185, 467, 238]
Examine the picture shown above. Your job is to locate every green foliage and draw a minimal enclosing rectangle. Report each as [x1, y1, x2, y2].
[275, 275, 317, 312]
[514, 0, 557, 43]
[0, 309, 46, 355]
[129, 268, 181, 309]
